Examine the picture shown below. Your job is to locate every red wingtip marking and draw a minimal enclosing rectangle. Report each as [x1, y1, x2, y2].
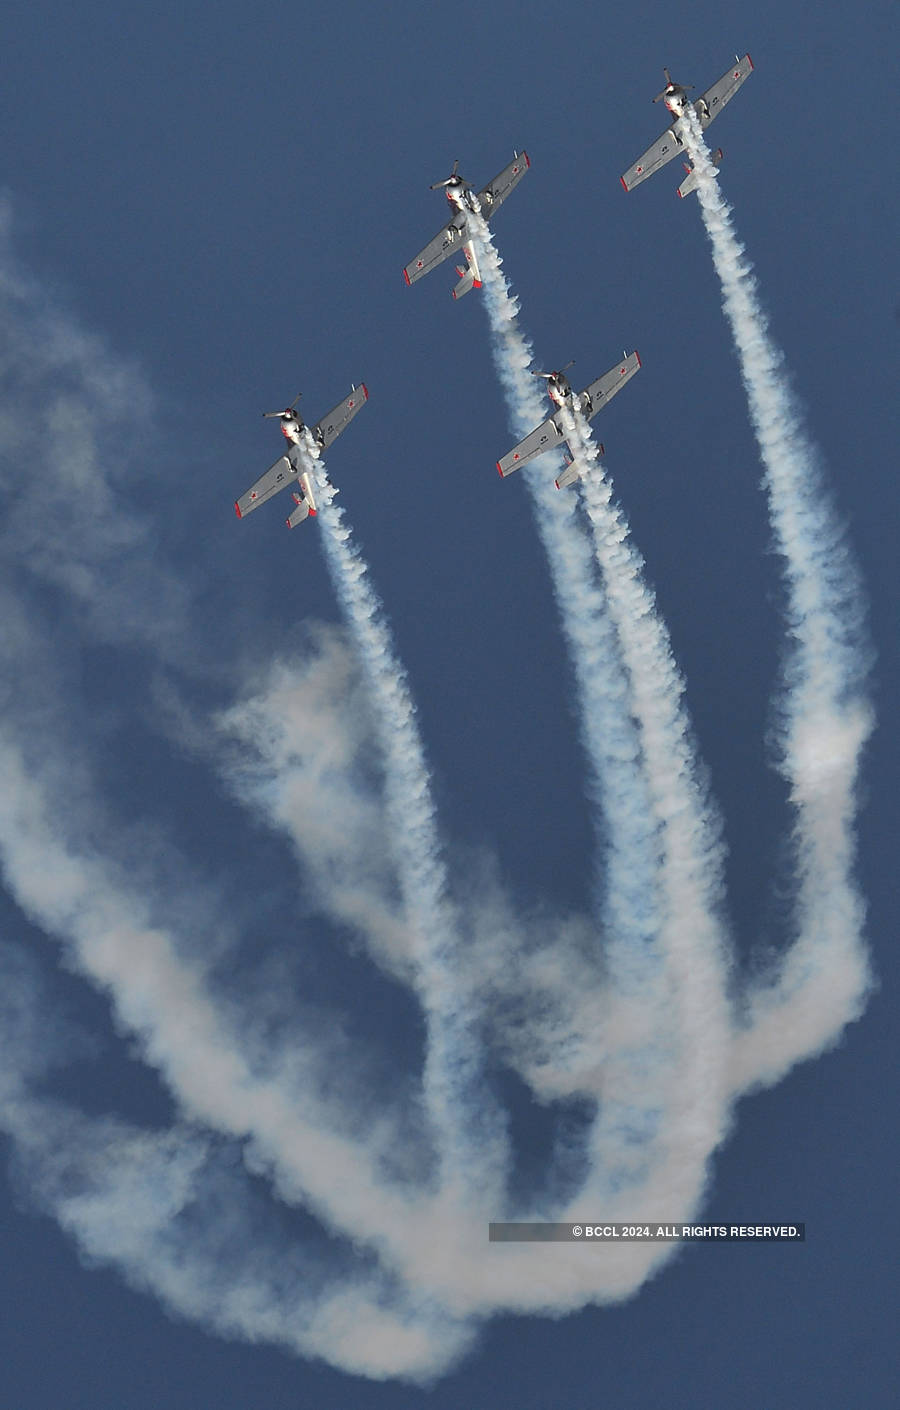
[554, 480, 561, 490]
[620, 175, 629, 192]
[234, 502, 242, 518]
[308, 506, 317, 517]
[403, 268, 411, 286]
[362, 383, 369, 400]
[496, 462, 504, 477]
[634, 350, 641, 368]
[524, 152, 531, 168]
[285, 519, 293, 528]
[746, 53, 754, 70]
[473, 279, 483, 289]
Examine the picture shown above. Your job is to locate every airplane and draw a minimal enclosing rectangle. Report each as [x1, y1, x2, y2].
[620, 55, 753, 193]
[403, 151, 530, 299]
[234, 385, 368, 529]
[496, 353, 641, 488]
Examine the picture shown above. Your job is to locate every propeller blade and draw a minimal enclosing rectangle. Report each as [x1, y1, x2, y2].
[532, 359, 574, 379]
[430, 159, 463, 190]
[262, 392, 302, 418]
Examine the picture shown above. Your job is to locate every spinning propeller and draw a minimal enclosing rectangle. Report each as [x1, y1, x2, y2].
[653, 68, 693, 103]
[430, 159, 467, 191]
[262, 393, 302, 420]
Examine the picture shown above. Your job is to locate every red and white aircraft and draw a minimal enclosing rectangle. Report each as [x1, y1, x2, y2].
[234, 386, 368, 530]
[621, 55, 753, 193]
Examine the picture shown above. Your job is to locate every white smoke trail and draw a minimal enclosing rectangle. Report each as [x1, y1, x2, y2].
[677, 110, 873, 1088]
[467, 214, 733, 1210]
[305, 455, 506, 1201]
[0, 175, 876, 1386]
[557, 402, 733, 1168]
[467, 212, 661, 960]
[0, 958, 473, 1383]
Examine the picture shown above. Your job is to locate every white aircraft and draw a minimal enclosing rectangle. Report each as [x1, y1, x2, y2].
[403, 152, 530, 299]
[234, 386, 367, 529]
[497, 353, 641, 488]
[621, 55, 753, 193]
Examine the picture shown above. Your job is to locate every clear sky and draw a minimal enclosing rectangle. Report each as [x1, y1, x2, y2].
[1, 1, 897, 1406]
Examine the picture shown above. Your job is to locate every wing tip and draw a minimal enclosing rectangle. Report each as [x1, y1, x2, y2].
[234, 501, 242, 519]
[620, 175, 630, 192]
[361, 383, 369, 400]
[524, 150, 531, 169]
[496, 462, 504, 478]
[634, 349, 641, 368]
[403, 268, 411, 286]
[746, 53, 754, 70]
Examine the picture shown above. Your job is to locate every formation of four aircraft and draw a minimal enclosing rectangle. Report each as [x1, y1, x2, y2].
[234, 56, 754, 531]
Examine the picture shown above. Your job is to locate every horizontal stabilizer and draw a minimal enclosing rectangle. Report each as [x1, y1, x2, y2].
[286, 492, 311, 529]
[452, 267, 480, 300]
[554, 461, 581, 491]
[554, 443, 603, 490]
[677, 147, 722, 198]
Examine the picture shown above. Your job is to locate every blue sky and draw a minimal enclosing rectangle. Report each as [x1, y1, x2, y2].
[1, 1, 897, 1406]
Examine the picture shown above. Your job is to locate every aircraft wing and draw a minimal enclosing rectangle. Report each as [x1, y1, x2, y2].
[477, 151, 531, 218]
[621, 127, 683, 192]
[404, 210, 468, 286]
[697, 54, 754, 129]
[310, 385, 369, 452]
[579, 352, 641, 422]
[235, 452, 300, 518]
[497, 413, 564, 477]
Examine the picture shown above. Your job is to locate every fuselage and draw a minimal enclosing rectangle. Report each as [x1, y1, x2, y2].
[663, 84, 691, 118]
[546, 372, 574, 408]
[278, 411, 305, 444]
[275, 411, 319, 510]
[444, 179, 480, 216]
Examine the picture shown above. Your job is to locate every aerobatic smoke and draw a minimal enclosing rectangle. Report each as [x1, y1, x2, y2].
[300, 454, 506, 1203]
[561, 400, 732, 1153]
[466, 212, 662, 955]
[677, 111, 874, 1089]
[0, 152, 874, 1387]
[469, 214, 735, 1197]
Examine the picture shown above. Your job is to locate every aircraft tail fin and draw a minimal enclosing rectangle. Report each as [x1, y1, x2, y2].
[677, 147, 723, 198]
